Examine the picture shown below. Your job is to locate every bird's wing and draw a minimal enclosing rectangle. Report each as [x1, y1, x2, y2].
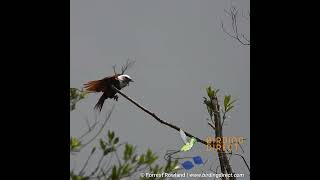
[179, 129, 188, 145]
[83, 79, 104, 92]
[84, 75, 118, 92]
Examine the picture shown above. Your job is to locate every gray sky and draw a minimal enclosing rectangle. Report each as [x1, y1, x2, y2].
[71, 0, 250, 179]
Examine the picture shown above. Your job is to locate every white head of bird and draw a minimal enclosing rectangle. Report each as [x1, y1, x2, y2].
[118, 74, 134, 88]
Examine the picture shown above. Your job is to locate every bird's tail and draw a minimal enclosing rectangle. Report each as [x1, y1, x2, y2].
[84, 80, 103, 92]
[94, 93, 107, 112]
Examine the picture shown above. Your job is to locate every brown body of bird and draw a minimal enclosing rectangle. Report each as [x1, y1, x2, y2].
[84, 74, 133, 111]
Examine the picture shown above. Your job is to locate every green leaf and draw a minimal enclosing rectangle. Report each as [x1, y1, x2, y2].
[108, 131, 115, 143]
[104, 147, 115, 156]
[138, 155, 145, 164]
[145, 149, 157, 164]
[80, 91, 89, 99]
[206, 86, 214, 98]
[99, 139, 106, 151]
[206, 86, 211, 95]
[70, 137, 81, 151]
[131, 155, 137, 163]
[70, 174, 85, 180]
[113, 137, 119, 145]
[124, 144, 134, 161]
[228, 99, 237, 106]
[111, 166, 118, 179]
[146, 149, 152, 158]
[226, 105, 234, 112]
[224, 95, 231, 108]
[121, 163, 132, 175]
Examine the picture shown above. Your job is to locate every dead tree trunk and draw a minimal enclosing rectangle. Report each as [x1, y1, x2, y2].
[211, 96, 235, 180]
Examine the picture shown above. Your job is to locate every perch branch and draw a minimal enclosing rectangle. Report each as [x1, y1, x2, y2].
[111, 85, 210, 146]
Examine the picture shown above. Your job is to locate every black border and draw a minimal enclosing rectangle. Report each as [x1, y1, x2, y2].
[4, 0, 315, 178]
[3, 1, 70, 178]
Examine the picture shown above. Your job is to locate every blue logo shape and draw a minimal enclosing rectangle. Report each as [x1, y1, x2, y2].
[181, 161, 194, 170]
[193, 156, 203, 165]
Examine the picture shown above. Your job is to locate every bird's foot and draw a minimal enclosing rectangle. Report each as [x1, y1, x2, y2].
[113, 95, 118, 101]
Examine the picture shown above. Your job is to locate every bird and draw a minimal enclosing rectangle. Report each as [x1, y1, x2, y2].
[84, 74, 133, 111]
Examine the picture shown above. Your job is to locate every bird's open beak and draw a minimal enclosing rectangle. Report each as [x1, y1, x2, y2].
[130, 79, 134, 82]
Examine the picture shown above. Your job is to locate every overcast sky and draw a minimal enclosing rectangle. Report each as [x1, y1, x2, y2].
[71, 0, 250, 179]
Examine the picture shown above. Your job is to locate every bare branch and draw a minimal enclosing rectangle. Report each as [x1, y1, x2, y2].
[90, 152, 107, 177]
[78, 116, 99, 141]
[114, 151, 122, 167]
[79, 147, 95, 175]
[241, 9, 250, 21]
[208, 121, 215, 130]
[112, 59, 135, 75]
[227, 152, 250, 172]
[241, 33, 250, 44]
[121, 59, 136, 75]
[214, 165, 220, 180]
[221, 5, 250, 46]
[85, 117, 91, 131]
[222, 111, 227, 127]
[80, 105, 115, 149]
[223, 140, 250, 172]
[111, 85, 211, 147]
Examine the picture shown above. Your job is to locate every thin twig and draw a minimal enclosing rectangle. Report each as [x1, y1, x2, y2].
[79, 147, 95, 175]
[111, 85, 209, 146]
[121, 59, 136, 74]
[226, 152, 250, 172]
[221, 5, 250, 46]
[114, 151, 122, 167]
[81, 105, 115, 149]
[78, 116, 99, 141]
[208, 122, 215, 130]
[90, 153, 106, 177]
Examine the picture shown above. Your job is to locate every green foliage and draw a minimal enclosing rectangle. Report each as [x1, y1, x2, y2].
[70, 88, 181, 180]
[204, 85, 236, 117]
[70, 137, 81, 152]
[124, 144, 135, 162]
[108, 130, 115, 143]
[206, 86, 220, 99]
[223, 95, 237, 113]
[70, 171, 89, 180]
[203, 86, 221, 117]
[111, 165, 118, 179]
[70, 88, 89, 111]
[99, 130, 119, 156]
[145, 149, 158, 165]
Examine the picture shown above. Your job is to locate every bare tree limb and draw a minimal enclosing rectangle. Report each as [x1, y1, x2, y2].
[90, 152, 106, 177]
[112, 59, 136, 75]
[226, 152, 250, 172]
[223, 141, 250, 173]
[79, 148, 95, 176]
[221, 5, 250, 46]
[78, 116, 99, 141]
[121, 59, 136, 75]
[208, 121, 215, 130]
[110, 84, 249, 178]
[80, 105, 115, 149]
[111, 85, 211, 147]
